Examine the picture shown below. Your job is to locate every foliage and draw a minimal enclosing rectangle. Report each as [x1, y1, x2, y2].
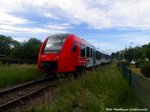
[0, 34, 42, 63]
[117, 60, 130, 67]
[30, 63, 138, 112]
[11, 38, 42, 61]
[141, 63, 150, 78]
[145, 46, 150, 61]
[135, 59, 144, 68]
[0, 35, 20, 56]
[111, 52, 120, 60]
[142, 43, 150, 61]
[122, 61, 130, 66]
[0, 64, 40, 88]
[111, 51, 124, 60]
[124, 48, 135, 62]
[111, 42, 150, 66]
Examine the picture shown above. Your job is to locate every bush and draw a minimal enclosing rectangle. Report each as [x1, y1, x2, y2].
[117, 61, 130, 68]
[122, 61, 130, 66]
[141, 63, 150, 78]
[135, 59, 144, 68]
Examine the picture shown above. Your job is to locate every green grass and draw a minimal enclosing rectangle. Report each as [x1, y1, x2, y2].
[28, 63, 138, 112]
[0, 62, 40, 88]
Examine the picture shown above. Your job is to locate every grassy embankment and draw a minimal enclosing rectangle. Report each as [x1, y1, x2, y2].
[29, 63, 138, 112]
[0, 62, 40, 88]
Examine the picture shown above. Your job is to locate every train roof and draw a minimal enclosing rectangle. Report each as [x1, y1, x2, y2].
[48, 33, 70, 39]
[69, 34, 95, 49]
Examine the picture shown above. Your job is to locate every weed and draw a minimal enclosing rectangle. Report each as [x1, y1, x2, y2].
[0, 64, 40, 88]
[31, 63, 138, 112]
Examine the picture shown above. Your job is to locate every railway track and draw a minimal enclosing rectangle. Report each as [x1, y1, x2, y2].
[0, 65, 108, 111]
[0, 76, 57, 111]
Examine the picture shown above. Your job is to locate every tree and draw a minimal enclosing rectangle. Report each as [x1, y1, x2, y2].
[134, 46, 144, 60]
[111, 51, 123, 60]
[25, 38, 42, 60]
[144, 43, 150, 61]
[0, 35, 20, 56]
[11, 38, 42, 61]
[124, 48, 135, 62]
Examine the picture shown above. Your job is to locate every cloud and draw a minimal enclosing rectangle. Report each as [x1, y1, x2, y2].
[1, 0, 150, 30]
[0, 0, 71, 37]
[45, 23, 71, 30]
[106, 0, 150, 30]
[0, 24, 69, 35]
[0, 12, 30, 25]
[13, 37, 28, 42]
[0, 0, 150, 53]
[38, 0, 150, 30]
[43, 13, 59, 19]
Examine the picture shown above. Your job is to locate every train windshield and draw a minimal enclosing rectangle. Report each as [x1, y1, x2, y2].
[43, 34, 69, 54]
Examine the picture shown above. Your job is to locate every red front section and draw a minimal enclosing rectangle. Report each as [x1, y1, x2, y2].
[37, 34, 87, 73]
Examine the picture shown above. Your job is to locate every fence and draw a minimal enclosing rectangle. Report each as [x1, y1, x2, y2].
[118, 64, 150, 109]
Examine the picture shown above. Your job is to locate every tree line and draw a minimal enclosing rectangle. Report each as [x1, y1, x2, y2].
[111, 43, 150, 62]
[0, 35, 42, 63]
[111, 43, 150, 77]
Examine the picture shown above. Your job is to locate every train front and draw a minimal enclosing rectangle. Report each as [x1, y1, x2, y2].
[37, 34, 69, 74]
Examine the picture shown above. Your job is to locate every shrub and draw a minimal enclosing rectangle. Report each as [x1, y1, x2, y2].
[141, 63, 150, 78]
[122, 61, 130, 66]
[135, 59, 144, 68]
[117, 61, 130, 68]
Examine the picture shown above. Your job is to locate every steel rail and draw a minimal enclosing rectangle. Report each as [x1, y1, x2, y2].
[0, 76, 52, 96]
[0, 83, 56, 111]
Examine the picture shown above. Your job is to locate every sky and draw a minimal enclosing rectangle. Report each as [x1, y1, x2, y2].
[0, 0, 150, 54]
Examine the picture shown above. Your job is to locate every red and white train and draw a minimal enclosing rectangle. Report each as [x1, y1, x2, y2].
[37, 33, 111, 75]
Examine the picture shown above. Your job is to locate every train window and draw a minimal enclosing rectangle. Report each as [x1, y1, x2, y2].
[96, 51, 98, 59]
[96, 51, 101, 60]
[89, 48, 91, 57]
[91, 49, 93, 58]
[43, 34, 69, 54]
[86, 47, 90, 57]
[80, 44, 85, 57]
[99, 52, 102, 59]
[71, 42, 76, 52]
[101, 53, 104, 58]
[93, 50, 96, 63]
